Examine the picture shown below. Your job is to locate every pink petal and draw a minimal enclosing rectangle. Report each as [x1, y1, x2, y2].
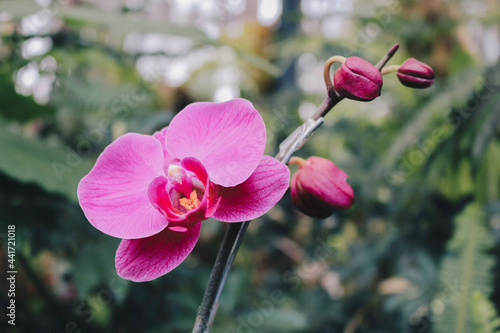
[115, 223, 201, 282]
[77, 133, 167, 239]
[153, 127, 179, 173]
[179, 157, 221, 220]
[166, 99, 266, 187]
[147, 176, 184, 222]
[213, 156, 290, 222]
[180, 157, 208, 186]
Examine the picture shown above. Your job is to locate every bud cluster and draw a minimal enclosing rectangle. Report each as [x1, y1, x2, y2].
[289, 48, 435, 219]
[332, 55, 434, 101]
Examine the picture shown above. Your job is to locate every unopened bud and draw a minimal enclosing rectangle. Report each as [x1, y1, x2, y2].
[290, 157, 354, 219]
[333, 56, 383, 101]
[397, 58, 434, 88]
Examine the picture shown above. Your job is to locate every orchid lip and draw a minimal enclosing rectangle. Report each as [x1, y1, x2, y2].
[148, 158, 219, 231]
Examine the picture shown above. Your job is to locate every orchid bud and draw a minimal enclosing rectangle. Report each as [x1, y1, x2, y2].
[333, 56, 383, 101]
[290, 157, 354, 219]
[397, 58, 434, 88]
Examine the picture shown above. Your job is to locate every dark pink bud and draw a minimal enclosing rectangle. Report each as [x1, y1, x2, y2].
[397, 58, 434, 88]
[333, 56, 383, 101]
[290, 157, 354, 219]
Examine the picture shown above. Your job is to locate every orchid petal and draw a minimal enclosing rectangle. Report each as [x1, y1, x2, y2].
[115, 224, 201, 282]
[166, 99, 266, 187]
[147, 176, 183, 222]
[153, 127, 179, 174]
[213, 156, 290, 222]
[77, 133, 167, 239]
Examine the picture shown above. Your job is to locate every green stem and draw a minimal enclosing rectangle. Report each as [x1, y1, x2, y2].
[381, 65, 401, 76]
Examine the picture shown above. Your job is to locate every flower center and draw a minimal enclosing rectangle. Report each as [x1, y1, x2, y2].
[167, 164, 205, 214]
[179, 190, 201, 211]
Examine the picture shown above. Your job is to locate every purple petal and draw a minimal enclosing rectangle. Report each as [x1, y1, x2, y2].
[166, 99, 266, 187]
[78, 133, 167, 239]
[213, 156, 290, 222]
[153, 127, 179, 173]
[396, 73, 434, 89]
[115, 223, 201, 282]
[333, 57, 382, 101]
[398, 58, 434, 79]
[147, 175, 184, 222]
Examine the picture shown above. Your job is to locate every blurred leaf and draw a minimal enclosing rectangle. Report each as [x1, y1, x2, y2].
[472, 104, 500, 163]
[87, 295, 111, 325]
[261, 309, 308, 331]
[0, 0, 38, 17]
[73, 238, 123, 299]
[0, 72, 56, 122]
[219, 269, 249, 313]
[3, 0, 208, 42]
[432, 204, 495, 333]
[471, 291, 500, 333]
[237, 50, 283, 77]
[0, 127, 93, 202]
[379, 67, 481, 176]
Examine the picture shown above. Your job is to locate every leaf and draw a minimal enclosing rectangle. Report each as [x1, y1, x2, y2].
[237, 50, 283, 77]
[472, 102, 500, 163]
[219, 269, 249, 313]
[0, 0, 37, 18]
[0, 127, 93, 202]
[232, 309, 307, 332]
[261, 309, 308, 331]
[73, 237, 124, 300]
[432, 204, 495, 333]
[0, 72, 56, 123]
[381, 67, 479, 172]
[471, 291, 500, 333]
[3, 0, 208, 42]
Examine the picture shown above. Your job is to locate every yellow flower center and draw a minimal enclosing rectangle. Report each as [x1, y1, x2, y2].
[179, 190, 201, 211]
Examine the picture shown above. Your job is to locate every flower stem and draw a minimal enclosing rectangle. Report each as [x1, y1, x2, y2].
[191, 43, 400, 333]
[381, 65, 401, 76]
[288, 156, 307, 167]
[192, 221, 249, 332]
[323, 55, 346, 95]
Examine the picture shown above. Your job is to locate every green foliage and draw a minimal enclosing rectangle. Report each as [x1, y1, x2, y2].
[0, 72, 56, 122]
[5, 0, 207, 41]
[471, 291, 500, 333]
[0, 127, 93, 202]
[1, 1, 500, 333]
[432, 204, 495, 333]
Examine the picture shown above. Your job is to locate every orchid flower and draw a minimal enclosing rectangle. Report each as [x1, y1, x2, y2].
[78, 99, 290, 282]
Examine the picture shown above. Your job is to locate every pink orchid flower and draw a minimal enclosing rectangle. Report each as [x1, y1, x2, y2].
[78, 99, 290, 282]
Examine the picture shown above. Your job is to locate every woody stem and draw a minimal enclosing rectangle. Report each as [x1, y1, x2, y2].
[191, 43, 399, 333]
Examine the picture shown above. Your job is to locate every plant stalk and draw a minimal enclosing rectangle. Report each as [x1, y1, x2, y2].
[191, 43, 399, 333]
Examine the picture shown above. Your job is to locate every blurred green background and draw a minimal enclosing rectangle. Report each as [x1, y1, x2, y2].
[1, 0, 500, 332]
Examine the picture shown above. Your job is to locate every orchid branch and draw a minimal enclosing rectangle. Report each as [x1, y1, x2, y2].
[380, 65, 401, 76]
[192, 43, 400, 333]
